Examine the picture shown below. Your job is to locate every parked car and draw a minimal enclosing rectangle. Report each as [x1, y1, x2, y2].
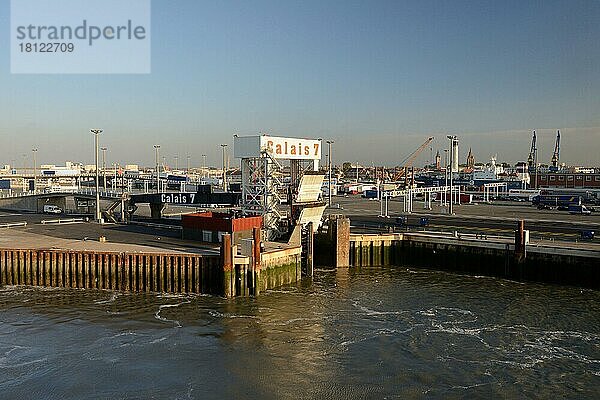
[43, 205, 62, 214]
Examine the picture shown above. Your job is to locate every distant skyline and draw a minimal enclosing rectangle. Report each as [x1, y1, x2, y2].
[1, 0, 599, 167]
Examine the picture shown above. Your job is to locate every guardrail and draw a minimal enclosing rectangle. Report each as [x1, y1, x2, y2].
[0, 221, 27, 228]
[40, 218, 87, 225]
[0, 189, 124, 199]
[127, 220, 183, 230]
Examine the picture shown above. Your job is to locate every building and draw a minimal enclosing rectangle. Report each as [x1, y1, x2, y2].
[182, 211, 262, 244]
[535, 173, 600, 189]
[466, 148, 475, 169]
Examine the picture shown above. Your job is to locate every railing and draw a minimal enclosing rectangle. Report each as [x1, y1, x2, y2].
[0, 221, 27, 228]
[0, 188, 124, 199]
[41, 218, 86, 225]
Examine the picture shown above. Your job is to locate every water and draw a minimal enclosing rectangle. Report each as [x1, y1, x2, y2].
[1, 267, 599, 399]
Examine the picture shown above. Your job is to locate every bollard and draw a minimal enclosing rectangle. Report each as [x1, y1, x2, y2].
[221, 234, 233, 297]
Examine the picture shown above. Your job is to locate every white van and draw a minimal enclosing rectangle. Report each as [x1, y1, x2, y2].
[43, 205, 63, 214]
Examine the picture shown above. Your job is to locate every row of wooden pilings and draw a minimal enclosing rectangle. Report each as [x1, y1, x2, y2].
[0, 248, 224, 294]
[0, 228, 271, 296]
[220, 227, 263, 297]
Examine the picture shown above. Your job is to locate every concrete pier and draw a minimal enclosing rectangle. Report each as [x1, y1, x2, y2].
[348, 232, 600, 289]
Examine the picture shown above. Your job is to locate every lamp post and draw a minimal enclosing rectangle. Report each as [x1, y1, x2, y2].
[533, 142, 538, 190]
[100, 147, 107, 190]
[447, 135, 456, 215]
[32, 148, 37, 192]
[220, 144, 228, 192]
[443, 149, 448, 206]
[90, 129, 103, 223]
[326, 140, 334, 207]
[154, 145, 161, 193]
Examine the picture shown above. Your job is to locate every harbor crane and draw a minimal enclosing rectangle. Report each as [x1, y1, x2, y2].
[549, 130, 560, 172]
[392, 136, 434, 184]
[527, 130, 537, 174]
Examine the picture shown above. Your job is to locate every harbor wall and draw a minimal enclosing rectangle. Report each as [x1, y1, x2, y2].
[0, 244, 303, 296]
[0, 249, 224, 295]
[348, 233, 600, 289]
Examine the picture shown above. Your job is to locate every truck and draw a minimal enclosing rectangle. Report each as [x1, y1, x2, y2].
[568, 204, 592, 215]
[531, 195, 582, 209]
[362, 189, 379, 199]
[43, 205, 63, 214]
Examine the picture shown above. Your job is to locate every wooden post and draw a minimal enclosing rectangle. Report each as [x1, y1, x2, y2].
[252, 227, 262, 295]
[222, 234, 233, 297]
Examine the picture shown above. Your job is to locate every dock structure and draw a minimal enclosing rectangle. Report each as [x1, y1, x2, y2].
[346, 230, 600, 289]
[0, 228, 303, 297]
[314, 216, 600, 288]
[0, 249, 222, 294]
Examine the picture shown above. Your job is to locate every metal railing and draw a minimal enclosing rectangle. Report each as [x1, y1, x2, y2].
[0, 221, 28, 228]
[0, 188, 124, 199]
[40, 218, 86, 225]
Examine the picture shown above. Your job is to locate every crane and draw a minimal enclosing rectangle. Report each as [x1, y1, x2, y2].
[549, 130, 560, 172]
[527, 130, 537, 174]
[392, 136, 434, 183]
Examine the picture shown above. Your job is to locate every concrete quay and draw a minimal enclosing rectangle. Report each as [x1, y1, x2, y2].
[348, 231, 600, 289]
[0, 218, 302, 297]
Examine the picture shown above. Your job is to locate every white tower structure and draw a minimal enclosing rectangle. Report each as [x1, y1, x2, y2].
[234, 135, 322, 240]
[451, 138, 459, 172]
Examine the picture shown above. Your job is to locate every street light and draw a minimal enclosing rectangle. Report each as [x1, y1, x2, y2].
[91, 129, 103, 223]
[32, 148, 37, 192]
[100, 147, 107, 190]
[326, 140, 334, 207]
[443, 149, 448, 205]
[154, 145, 161, 193]
[220, 144, 228, 192]
[447, 135, 457, 215]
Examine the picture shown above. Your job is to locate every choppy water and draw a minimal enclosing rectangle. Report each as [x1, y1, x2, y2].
[1, 267, 599, 399]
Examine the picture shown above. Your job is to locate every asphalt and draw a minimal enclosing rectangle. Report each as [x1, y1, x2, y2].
[0, 211, 220, 255]
[326, 196, 600, 241]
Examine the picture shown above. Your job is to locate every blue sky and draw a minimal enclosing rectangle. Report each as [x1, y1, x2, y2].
[1, 0, 599, 167]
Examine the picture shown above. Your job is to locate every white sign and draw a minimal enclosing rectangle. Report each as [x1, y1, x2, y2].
[234, 135, 322, 160]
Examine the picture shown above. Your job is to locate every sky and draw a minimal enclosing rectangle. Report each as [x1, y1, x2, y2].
[0, 0, 599, 168]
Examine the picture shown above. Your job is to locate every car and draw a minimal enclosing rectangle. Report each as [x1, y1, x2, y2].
[43, 205, 62, 214]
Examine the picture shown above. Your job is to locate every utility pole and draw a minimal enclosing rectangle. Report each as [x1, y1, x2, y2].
[154, 145, 161, 193]
[220, 144, 228, 191]
[100, 147, 107, 190]
[447, 135, 456, 215]
[444, 149, 448, 206]
[91, 129, 103, 223]
[32, 148, 37, 192]
[326, 140, 334, 207]
[534, 143, 538, 190]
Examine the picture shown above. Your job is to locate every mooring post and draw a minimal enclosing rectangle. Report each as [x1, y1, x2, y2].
[252, 227, 261, 295]
[332, 217, 350, 268]
[306, 222, 314, 277]
[513, 220, 525, 279]
[221, 233, 233, 297]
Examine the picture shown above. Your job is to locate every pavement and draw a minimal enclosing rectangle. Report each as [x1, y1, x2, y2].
[325, 195, 600, 242]
[0, 211, 220, 255]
